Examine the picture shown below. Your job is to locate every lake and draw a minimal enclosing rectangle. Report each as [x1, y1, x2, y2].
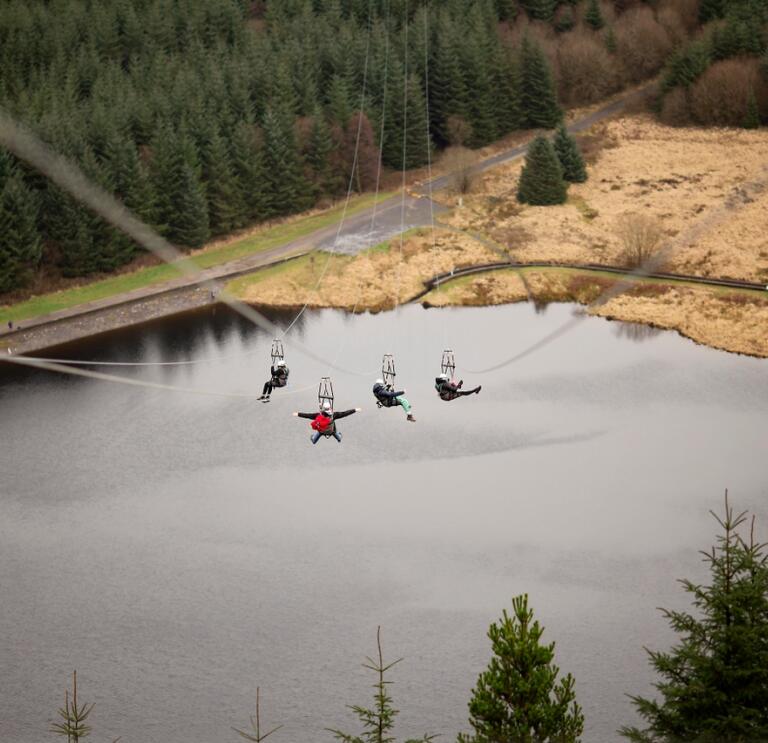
[1, 302, 766, 742]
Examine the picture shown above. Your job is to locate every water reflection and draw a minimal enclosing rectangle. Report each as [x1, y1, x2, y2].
[1, 303, 766, 743]
[613, 321, 663, 343]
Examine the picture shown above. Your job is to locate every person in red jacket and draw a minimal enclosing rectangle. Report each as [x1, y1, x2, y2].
[293, 401, 361, 444]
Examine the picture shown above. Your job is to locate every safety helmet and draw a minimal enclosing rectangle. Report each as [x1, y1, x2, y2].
[438, 373, 449, 381]
[277, 359, 286, 367]
[321, 400, 332, 412]
[375, 378, 384, 386]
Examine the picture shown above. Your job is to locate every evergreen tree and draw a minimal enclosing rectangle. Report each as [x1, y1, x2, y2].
[605, 26, 617, 54]
[0, 172, 42, 293]
[519, 0, 558, 22]
[230, 121, 269, 223]
[620, 494, 768, 743]
[261, 105, 312, 216]
[519, 36, 562, 129]
[585, 0, 605, 31]
[430, 21, 471, 146]
[554, 5, 575, 33]
[329, 627, 434, 743]
[458, 595, 584, 743]
[306, 108, 338, 196]
[517, 135, 568, 205]
[743, 89, 761, 129]
[200, 124, 246, 234]
[553, 125, 587, 183]
[172, 163, 210, 247]
[699, 0, 725, 24]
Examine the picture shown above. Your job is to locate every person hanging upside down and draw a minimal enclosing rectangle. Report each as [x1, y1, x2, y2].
[293, 401, 361, 444]
[373, 379, 415, 422]
[259, 359, 289, 401]
[435, 373, 481, 401]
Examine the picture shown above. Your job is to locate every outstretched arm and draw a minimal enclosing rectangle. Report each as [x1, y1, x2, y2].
[293, 412, 316, 419]
[333, 407, 362, 420]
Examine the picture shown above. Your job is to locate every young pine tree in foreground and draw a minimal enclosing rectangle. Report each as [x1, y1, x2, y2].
[459, 594, 584, 743]
[329, 627, 434, 743]
[517, 136, 568, 206]
[620, 492, 768, 743]
[51, 670, 93, 741]
[553, 125, 587, 183]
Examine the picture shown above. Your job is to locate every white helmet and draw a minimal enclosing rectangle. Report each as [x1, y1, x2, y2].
[277, 359, 286, 367]
[438, 373, 449, 381]
[321, 400, 332, 412]
[375, 378, 384, 386]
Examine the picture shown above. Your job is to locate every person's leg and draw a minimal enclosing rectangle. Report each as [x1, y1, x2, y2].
[311, 431, 322, 444]
[397, 396, 412, 414]
[261, 381, 272, 398]
[333, 430, 342, 442]
[456, 386, 481, 396]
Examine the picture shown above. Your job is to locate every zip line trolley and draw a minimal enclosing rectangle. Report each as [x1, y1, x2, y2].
[441, 349, 456, 379]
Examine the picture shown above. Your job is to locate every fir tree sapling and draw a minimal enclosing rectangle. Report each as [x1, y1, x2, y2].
[232, 688, 282, 742]
[459, 595, 584, 743]
[620, 492, 768, 743]
[329, 627, 435, 743]
[51, 671, 94, 742]
[517, 136, 568, 205]
[585, 0, 605, 31]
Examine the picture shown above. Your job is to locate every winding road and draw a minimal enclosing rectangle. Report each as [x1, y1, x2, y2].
[1, 84, 690, 357]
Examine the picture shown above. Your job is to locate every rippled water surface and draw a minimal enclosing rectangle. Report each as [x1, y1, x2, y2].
[1, 303, 766, 743]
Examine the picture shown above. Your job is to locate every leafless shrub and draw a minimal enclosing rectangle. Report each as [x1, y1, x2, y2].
[658, 0, 699, 33]
[690, 58, 765, 127]
[442, 146, 478, 195]
[557, 31, 621, 105]
[656, 6, 688, 47]
[446, 115, 473, 147]
[615, 7, 674, 84]
[575, 123, 619, 165]
[659, 87, 692, 126]
[616, 212, 664, 268]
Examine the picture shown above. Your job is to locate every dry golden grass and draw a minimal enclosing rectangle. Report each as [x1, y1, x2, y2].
[441, 115, 768, 282]
[230, 230, 499, 312]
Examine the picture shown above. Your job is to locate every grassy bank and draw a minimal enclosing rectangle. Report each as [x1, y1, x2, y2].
[0, 191, 393, 325]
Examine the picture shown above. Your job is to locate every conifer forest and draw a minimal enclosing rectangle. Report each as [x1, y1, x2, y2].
[1, 0, 765, 295]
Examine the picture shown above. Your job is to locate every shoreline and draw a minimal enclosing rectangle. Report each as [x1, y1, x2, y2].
[3, 261, 767, 360]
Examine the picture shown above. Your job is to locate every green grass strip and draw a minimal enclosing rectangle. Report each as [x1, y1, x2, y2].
[1, 191, 393, 324]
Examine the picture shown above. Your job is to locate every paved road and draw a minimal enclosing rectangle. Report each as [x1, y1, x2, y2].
[0, 86, 650, 352]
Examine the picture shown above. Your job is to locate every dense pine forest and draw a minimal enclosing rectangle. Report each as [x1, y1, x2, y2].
[0, 0, 766, 296]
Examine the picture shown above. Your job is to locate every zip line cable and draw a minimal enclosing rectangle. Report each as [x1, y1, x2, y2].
[0, 109, 380, 379]
[0, 6, 383, 382]
[420, 2, 448, 353]
[280, 1, 376, 340]
[332, 0, 394, 374]
[2, 354, 264, 400]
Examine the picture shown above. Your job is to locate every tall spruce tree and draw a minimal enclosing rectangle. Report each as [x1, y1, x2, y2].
[200, 124, 246, 235]
[0, 172, 41, 293]
[620, 494, 768, 742]
[261, 105, 312, 216]
[230, 121, 269, 223]
[553, 125, 587, 183]
[518, 135, 568, 205]
[458, 595, 584, 743]
[519, 36, 562, 129]
[519, 0, 558, 22]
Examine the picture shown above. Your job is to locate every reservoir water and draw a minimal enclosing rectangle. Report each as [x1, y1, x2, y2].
[1, 303, 766, 742]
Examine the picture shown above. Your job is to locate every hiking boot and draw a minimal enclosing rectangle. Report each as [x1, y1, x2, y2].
[407, 414, 416, 422]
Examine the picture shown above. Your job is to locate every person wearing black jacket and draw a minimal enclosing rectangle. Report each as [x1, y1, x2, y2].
[293, 402, 361, 444]
[435, 373, 481, 401]
[259, 359, 289, 401]
[373, 379, 415, 422]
